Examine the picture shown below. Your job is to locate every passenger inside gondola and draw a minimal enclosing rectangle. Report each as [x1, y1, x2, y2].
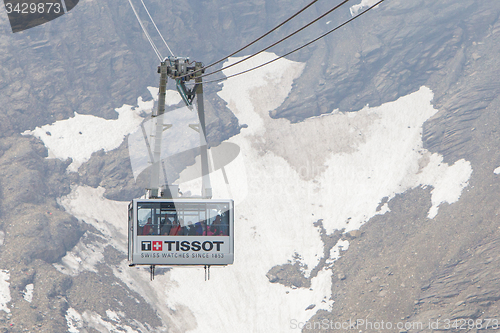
[161, 214, 172, 235]
[195, 220, 206, 235]
[179, 220, 189, 235]
[142, 217, 152, 235]
[208, 215, 221, 236]
[169, 218, 182, 235]
[187, 220, 197, 235]
[219, 215, 228, 236]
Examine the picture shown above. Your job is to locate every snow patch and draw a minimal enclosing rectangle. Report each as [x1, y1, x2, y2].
[218, 52, 305, 137]
[66, 307, 145, 333]
[418, 154, 472, 218]
[23, 96, 148, 172]
[303, 89, 473, 232]
[494, 166, 500, 175]
[0, 271, 10, 313]
[66, 308, 83, 333]
[53, 232, 105, 276]
[165, 267, 332, 333]
[350, 0, 381, 16]
[26, 85, 180, 175]
[106, 309, 121, 322]
[23, 284, 33, 303]
[81, 310, 140, 332]
[326, 240, 349, 268]
[147, 87, 182, 106]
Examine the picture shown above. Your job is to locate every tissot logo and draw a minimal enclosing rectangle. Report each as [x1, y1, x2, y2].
[164, 240, 224, 252]
[152, 241, 162, 251]
[141, 241, 151, 251]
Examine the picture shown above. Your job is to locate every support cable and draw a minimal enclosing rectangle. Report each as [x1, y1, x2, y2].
[176, 0, 320, 79]
[150, 265, 155, 281]
[128, 0, 162, 61]
[180, 0, 351, 80]
[140, 0, 175, 56]
[203, 265, 211, 281]
[201, 0, 385, 85]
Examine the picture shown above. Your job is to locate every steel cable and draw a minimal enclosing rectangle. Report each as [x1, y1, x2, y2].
[140, 0, 175, 57]
[176, 0, 320, 79]
[201, 0, 385, 84]
[128, 0, 163, 61]
[190, 0, 351, 80]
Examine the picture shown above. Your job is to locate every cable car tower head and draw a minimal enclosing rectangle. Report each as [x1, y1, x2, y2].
[128, 57, 234, 280]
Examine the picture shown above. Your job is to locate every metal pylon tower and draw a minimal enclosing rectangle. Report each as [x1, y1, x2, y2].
[147, 57, 212, 199]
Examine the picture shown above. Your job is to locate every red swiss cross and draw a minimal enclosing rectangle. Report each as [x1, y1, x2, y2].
[153, 241, 162, 251]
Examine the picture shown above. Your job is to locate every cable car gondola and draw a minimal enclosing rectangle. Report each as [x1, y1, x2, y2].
[128, 197, 234, 266]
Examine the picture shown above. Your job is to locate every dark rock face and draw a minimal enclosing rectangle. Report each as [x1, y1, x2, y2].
[276, 0, 500, 123]
[0, 137, 82, 264]
[0, 136, 84, 331]
[77, 142, 145, 201]
[267, 262, 311, 288]
[408, 235, 500, 330]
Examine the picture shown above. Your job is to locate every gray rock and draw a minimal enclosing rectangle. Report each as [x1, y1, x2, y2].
[305, 304, 316, 311]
